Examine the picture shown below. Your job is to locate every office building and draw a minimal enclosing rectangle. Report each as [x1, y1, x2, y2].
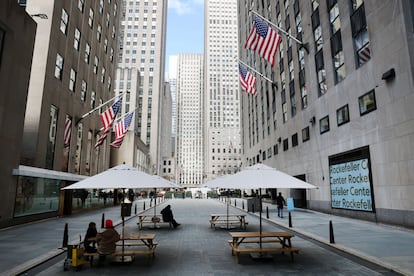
[237, 0, 414, 228]
[204, 0, 242, 182]
[114, 0, 168, 174]
[11, 0, 120, 224]
[176, 54, 204, 186]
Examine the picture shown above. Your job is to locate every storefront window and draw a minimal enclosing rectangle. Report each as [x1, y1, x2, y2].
[14, 176, 60, 217]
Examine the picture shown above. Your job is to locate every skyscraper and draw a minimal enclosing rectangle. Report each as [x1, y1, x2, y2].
[176, 54, 204, 186]
[204, 0, 242, 182]
[114, 0, 168, 174]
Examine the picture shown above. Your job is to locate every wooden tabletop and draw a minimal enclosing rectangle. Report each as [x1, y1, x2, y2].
[121, 233, 156, 240]
[229, 231, 294, 238]
[211, 214, 246, 217]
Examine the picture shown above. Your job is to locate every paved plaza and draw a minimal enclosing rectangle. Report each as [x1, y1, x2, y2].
[0, 198, 413, 276]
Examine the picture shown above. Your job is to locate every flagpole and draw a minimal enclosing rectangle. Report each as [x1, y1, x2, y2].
[238, 58, 274, 85]
[76, 92, 125, 125]
[249, 10, 309, 53]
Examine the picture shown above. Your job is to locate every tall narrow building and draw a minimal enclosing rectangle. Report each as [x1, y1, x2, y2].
[176, 54, 204, 186]
[204, 0, 242, 182]
[113, 0, 168, 174]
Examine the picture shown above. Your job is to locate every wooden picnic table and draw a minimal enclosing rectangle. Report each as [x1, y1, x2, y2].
[210, 213, 248, 230]
[136, 213, 172, 229]
[228, 231, 299, 263]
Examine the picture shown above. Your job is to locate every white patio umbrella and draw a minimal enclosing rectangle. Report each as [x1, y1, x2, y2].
[62, 164, 180, 261]
[205, 163, 317, 246]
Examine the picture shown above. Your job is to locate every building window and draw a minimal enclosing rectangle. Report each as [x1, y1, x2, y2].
[54, 54, 64, 80]
[273, 144, 278, 155]
[60, 9, 69, 34]
[46, 105, 58, 169]
[351, 2, 370, 67]
[93, 56, 99, 74]
[329, 1, 346, 83]
[359, 90, 376, 116]
[88, 8, 94, 28]
[319, 115, 330, 134]
[74, 123, 83, 174]
[336, 104, 350, 126]
[301, 85, 307, 109]
[292, 133, 298, 147]
[78, 0, 84, 12]
[90, 91, 96, 109]
[283, 138, 289, 151]
[281, 90, 288, 123]
[74, 28, 81, 50]
[69, 68, 76, 92]
[84, 43, 90, 63]
[302, 126, 310, 142]
[101, 67, 105, 83]
[80, 80, 87, 102]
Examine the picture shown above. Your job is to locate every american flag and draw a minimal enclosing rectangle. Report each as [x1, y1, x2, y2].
[110, 112, 134, 148]
[63, 116, 72, 147]
[245, 16, 282, 67]
[94, 127, 110, 148]
[239, 63, 257, 95]
[99, 98, 122, 130]
[358, 44, 371, 65]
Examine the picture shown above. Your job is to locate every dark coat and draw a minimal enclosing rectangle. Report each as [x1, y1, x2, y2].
[161, 205, 173, 222]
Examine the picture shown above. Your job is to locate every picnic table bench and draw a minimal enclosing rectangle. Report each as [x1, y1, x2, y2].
[210, 213, 248, 230]
[228, 231, 299, 263]
[137, 214, 173, 229]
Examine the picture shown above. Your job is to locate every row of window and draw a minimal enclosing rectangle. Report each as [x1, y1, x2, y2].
[248, 88, 377, 165]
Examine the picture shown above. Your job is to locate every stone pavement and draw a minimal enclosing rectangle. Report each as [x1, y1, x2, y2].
[0, 198, 413, 276]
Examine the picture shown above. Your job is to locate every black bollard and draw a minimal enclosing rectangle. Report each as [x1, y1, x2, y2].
[101, 213, 105, 228]
[235, 200, 237, 207]
[134, 204, 137, 214]
[289, 212, 292, 227]
[266, 206, 269, 219]
[242, 201, 244, 210]
[150, 200, 152, 207]
[329, 220, 335, 244]
[62, 223, 68, 248]
[143, 201, 146, 210]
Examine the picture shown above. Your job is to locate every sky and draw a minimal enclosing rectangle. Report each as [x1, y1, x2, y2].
[166, 0, 204, 75]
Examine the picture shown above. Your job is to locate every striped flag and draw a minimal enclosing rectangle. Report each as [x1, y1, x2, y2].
[239, 64, 257, 95]
[99, 98, 122, 130]
[358, 44, 370, 65]
[245, 16, 282, 67]
[110, 112, 134, 148]
[63, 116, 72, 147]
[94, 127, 111, 148]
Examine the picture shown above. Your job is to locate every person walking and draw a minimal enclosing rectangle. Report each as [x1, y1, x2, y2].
[275, 192, 286, 218]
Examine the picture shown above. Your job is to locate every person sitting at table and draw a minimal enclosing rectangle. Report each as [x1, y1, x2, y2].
[96, 219, 120, 265]
[83, 222, 97, 253]
[160, 204, 180, 228]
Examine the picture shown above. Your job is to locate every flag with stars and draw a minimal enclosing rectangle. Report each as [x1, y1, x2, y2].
[110, 112, 134, 148]
[99, 98, 122, 131]
[245, 16, 282, 67]
[239, 63, 257, 95]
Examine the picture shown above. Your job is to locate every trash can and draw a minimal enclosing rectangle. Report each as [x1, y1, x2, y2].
[246, 197, 261, 212]
[121, 202, 132, 216]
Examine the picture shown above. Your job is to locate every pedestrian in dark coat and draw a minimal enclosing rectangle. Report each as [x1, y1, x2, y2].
[275, 192, 286, 218]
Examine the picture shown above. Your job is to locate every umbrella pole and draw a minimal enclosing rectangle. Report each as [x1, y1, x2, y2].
[259, 189, 263, 249]
[227, 194, 229, 229]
